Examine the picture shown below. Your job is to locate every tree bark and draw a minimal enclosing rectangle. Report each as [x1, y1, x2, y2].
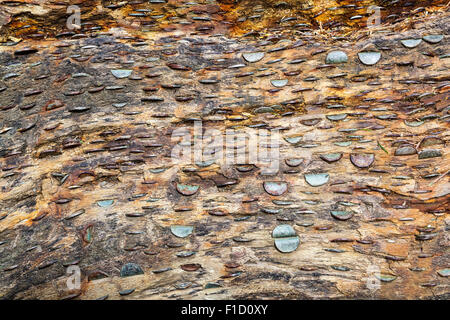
[0, 0, 448, 300]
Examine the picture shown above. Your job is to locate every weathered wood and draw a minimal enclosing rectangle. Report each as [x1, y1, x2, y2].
[0, 0, 448, 300]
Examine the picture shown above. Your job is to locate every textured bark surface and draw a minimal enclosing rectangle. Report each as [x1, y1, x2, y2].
[0, 0, 449, 300]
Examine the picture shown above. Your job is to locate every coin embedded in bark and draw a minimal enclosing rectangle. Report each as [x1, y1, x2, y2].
[64, 209, 85, 220]
[285, 158, 303, 167]
[395, 146, 416, 156]
[14, 47, 38, 55]
[119, 288, 135, 296]
[326, 113, 347, 121]
[404, 120, 424, 127]
[97, 199, 114, 207]
[375, 274, 397, 282]
[243, 52, 265, 62]
[320, 153, 342, 163]
[111, 69, 132, 78]
[263, 181, 288, 196]
[330, 211, 353, 221]
[176, 251, 196, 258]
[437, 269, 450, 277]
[271, 79, 288, 87]
[284, 136, 302, 144]
[304, 173, 329, 187]
[120, 263, 144, 277]
[181, 263, 201, 271]
[423, 35, 443, 44]
[301, 118, 321, 126]
[326, 50, 348, 64]
[400, 39, 422, 48]
[208, 209, 228, 216]
[418, 149, 442, 159]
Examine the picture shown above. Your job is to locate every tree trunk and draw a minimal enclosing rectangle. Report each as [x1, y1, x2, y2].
[0, 0, 448, 300]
